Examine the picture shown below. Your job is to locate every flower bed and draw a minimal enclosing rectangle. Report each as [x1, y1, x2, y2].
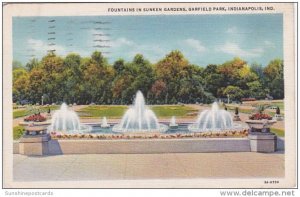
[50, 129, 248, 140]
[241, 98, 256, 101]
[249, 113, 272, 120]
[24, 114, 46, 122]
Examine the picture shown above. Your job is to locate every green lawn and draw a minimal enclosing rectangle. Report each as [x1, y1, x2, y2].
[244, 100, 284, 110]
[226, 106, 253, 114]
[271, 101, 284, 110]
[150, 105, 198, 118]
[13, 110, 28, 118]
[13, 105, 59, 119]
[270, 127, 284, 137]
[77, 105, 128, 118]
[13, 126, 25, 140]
[226, 100, 284, 116]
[77, 105, 198, 118]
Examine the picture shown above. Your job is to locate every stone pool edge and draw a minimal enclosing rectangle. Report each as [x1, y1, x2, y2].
[14, 137, 252, 155]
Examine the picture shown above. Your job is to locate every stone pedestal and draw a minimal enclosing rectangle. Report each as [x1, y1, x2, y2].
[233, 115, 241, 121]
[248, 132, 277, 153]
[274, 114, 284, 121]
[19, 134, 51, 156]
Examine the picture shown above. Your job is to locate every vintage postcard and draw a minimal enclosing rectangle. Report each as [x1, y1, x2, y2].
[2, 2, 297, 189]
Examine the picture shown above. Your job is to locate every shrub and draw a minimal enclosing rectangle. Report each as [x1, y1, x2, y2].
[13, 126, 25, 140]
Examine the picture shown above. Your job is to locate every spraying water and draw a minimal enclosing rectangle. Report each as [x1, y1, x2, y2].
[48, 103, 91, 133]
[101, 117, 110, 128]
[112, 91, 168, 132]
[169, 116, 178, 127]
[188, 102, 235, 132]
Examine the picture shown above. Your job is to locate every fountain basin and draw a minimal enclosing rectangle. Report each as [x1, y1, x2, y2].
[16, 137, 250, 155]
[50, 127, 248, 140]
[169, 125, 179, 129]
[187, 122, 245, 133]
[112, 123, 168, 133]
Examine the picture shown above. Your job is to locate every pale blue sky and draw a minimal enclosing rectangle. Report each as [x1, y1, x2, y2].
[13, 14, 283, 66]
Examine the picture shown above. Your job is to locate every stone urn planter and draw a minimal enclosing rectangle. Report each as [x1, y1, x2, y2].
[245, 119, 277, 133]
[19, 125, 51, 156]
[245, 119, 277, 153]
[233, 107, 241, 121]
[274, 107, 284, 121]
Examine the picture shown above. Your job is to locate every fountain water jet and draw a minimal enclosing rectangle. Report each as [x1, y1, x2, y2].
[112, 91, 168, 132]
[101, 117, 110, 128]
[188, 102, 240, 132]
[48, 103, 91, 133]
[169, 116, 178, 129]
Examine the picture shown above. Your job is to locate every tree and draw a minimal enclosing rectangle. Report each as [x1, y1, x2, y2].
[25, 58, 39, 71]
[11, 50, 284, 105]
[13, 68, 29, 103]
[113, 59, 125, 74]
[27, 68, 45, 103]
[82, 51, 115, 104]
[202, 64, 221, 97]
[13, 67, 27, 82]
[223, 86, 244, 102]
[250, 63, 264, 79]
[112, 54, 154, 104]
[215, 57, 259, 98]
[154, 50, 190, 103]
[246, 81, 266, 99]
[12, 60, 23, 69]
[151, 80, 167, 101]
[263, 59, 284, 99]
[62, 53, 83, 103]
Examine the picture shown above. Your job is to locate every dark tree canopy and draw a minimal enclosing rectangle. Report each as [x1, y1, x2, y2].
[12, 51, 284, 105]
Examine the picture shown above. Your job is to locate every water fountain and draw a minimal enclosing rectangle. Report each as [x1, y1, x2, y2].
[188, 102, 239, 132]
[112, 91, 168, 132]
[169, 116, 178, 129]
[48, 103, 91, 133]
[101, 117, 110, 128]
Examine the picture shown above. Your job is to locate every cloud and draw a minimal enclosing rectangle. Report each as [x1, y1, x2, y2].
[217, 42, 264, 58]
[264, 40, 276, 48]
[128, 44, 166, 62]
[226, 26, 238, 34]
[111, 37, 134, 48]
[183, 38, 206, 53]
[88, 29, 134, 48]
[108, 37, 167, 62]
[27, 38, 67, 56]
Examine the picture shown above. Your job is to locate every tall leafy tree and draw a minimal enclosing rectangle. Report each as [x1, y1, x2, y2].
[154, 50, 190, 103]
[12, 50, 284, 105]
[13, 68, 29, 103]
[263, 59, 284, 99]
[112, 54, 154, 104]
[82, 51, 115, 104]
[25, 58, 39, 71]
[62, 53, 83, 103]
[202, 64, 221, 98]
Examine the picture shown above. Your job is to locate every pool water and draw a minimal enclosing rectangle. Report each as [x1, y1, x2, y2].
[88, 123, 192, 134]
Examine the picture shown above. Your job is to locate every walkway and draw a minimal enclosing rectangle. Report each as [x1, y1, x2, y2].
[13, 152, 284, 181]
